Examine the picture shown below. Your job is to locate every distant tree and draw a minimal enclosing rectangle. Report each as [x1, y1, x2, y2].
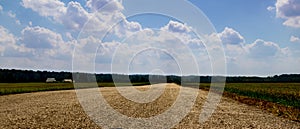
[0, 69, 299, 83]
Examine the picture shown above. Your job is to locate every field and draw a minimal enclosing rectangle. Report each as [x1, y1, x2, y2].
[0, 83, 74, 95]
[0, 82, 150, 95]
[197, 83, 300, 107]
[0, 84, 299, 128]
[0, 82, 299, 121]
[198, 83, 300, 121]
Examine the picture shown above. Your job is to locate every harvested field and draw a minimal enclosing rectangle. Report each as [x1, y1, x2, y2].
[0, 84, 299, 128]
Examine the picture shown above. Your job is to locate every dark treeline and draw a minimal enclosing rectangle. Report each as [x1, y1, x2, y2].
[0, 69, 300, 83]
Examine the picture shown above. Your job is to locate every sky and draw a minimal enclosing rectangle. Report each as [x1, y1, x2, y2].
[0, 0, 300, 76]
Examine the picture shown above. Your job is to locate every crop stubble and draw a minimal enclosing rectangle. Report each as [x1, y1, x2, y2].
[0, 84, 299, 128]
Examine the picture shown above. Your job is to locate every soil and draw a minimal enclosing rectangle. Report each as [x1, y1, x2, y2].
[0, 83, 299, 129]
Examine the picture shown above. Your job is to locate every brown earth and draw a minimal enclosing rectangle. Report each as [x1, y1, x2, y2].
[0, 83, 299, 129]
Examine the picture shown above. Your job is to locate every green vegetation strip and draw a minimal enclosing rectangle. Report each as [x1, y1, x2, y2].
[226, 83, 299, 108]
[0, 82, 151, 95]
[198, 83, 300, 122]
[0, 83, 74, 95]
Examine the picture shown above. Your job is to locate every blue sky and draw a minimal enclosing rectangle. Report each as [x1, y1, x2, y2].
[192, 0, 300, 45]
[0, 0, 300, 76]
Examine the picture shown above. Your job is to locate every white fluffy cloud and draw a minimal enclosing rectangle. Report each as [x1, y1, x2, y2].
[275, 0, 300, 28]
[208, 27, 297, 75]
[276, 0, 300, 18]
[22, 0, 66, 20]
[215, 27, 287, 59]
[86, 0, 124, 12]
[0, 26, 17, 55]
[283, 17, 300, 28]
[245, 39, 286, 58]
[219, 27, 245, 45]
[21, 26, 63, 49]
[1, 25, 73, 60]
[62, 1, 90, 30]
[22, 0, 92, 30]
[16, 0, 143, 71]
[208, 27, 246, 61]
[113, 19, 142, 38]
[161, 20, 191, 33]
[22, 0, 89, 30]
[19, 26, 74, 61]
[21, 0, 141, 36]
[159, 20, 200, 47]
[290, 35, 300, 42]
[0, 26, 32, 57]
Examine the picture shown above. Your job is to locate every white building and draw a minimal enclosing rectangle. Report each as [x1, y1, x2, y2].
[46, 78, 56, 83]
[63, 79, 73, 83]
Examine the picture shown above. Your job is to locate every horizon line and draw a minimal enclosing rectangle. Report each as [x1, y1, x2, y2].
[1, 68, 300, 78]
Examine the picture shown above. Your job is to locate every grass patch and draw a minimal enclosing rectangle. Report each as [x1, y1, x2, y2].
[0, 83, 74, 95]
[225, 83, 299, 108]
[0, 82, 152, 95]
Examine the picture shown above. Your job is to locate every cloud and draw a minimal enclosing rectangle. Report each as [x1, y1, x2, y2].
[61, 1, 89, 30]
[282, 16, 300, 28]
[72, 36, 123, 72]
[21, 0, 90, 30]
[21, 0, 66, 20]
[219, 27, 245, 45]
[203, 28, 245, 63]
[161, 20, 191, 33]
[21, 0, 89, 30]
[205, 28, 298, 75]
[276, 0, 300, 18]
[19, 26, 75, 60]
[86, 0, 124, 12]
[210, 27, 246, 60]
[28, 21, 32, 26]
[21, 26, 63, 49]
[7, 11, 21, 25]
[0, 5, 3, 12]
[113, 20, 142, 37]
[21, 0, 141, 36]
[8, 0, 298, 75]
[159, 20, 201, 48]
[18, 0, 144, 71]
[65, 32, 73, 40]
[96, 41, 121, 64]
[122, 20, 142, 32]
[15, 25, 76, 62]
[78, 28, 206, 74]
[275, 0, 300, 28]
[7, 11, 16, 18]
[267, 6, 275, 11]
[0, 26, 17, 55]
[15, 20, 21, 25]
[0, 26, 32, 57]
[210, 28, 287, 60]
[290, 35, 300, 42]
[245, 39, 285, 58]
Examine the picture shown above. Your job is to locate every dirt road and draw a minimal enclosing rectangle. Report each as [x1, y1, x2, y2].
[0, 84, 299, 128]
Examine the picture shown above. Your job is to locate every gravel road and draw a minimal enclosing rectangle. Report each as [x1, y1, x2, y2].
[0, 83, 299, 128]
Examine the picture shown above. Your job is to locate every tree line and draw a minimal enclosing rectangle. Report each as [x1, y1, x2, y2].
[0, 69, 299, 83]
